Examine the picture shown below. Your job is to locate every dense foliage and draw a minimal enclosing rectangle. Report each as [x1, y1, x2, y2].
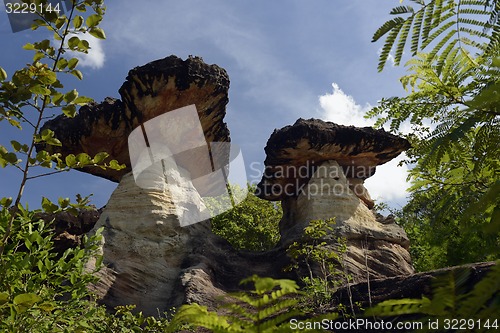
[210, 184, 281, 251]
[169, 275, 337, 333]
[0, 1, 172, 332]
[364, 0, 500, 328]
[369, 0, 499, 271]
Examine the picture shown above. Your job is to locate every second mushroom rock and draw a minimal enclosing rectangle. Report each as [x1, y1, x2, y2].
[257, 118, 414, 281]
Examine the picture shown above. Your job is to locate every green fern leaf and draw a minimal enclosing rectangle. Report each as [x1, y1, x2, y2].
[396, 19, 414, 65]
[437, 38, 459, 76]
[390, 5, 415, 15]
[372, 17, 406, 42]
[457, 261, 500, 317]
[432, 0, 445, 27]
[378, 26, 402, 71]
[421, 19, 456, 50]
[428, 27, 458, 62]
[365, 297, 432, 316]
[422, 1, 437, 42]
[411, 10, 425, 54]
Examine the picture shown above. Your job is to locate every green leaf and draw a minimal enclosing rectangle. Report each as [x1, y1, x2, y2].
[0, 197, 13, 207]
[64, 89, 78, 103]
[38, 302, 56, 312]
[73, 96, 93, 105]
[0, 67, 7, 81]
[56, 58, 68, 70]
[41, 197, 59, 213]
[86, 14, 102, 28]
[13, 293, 42, 309]
[23, 43, 36, 50]
[62, 104, 77, 117]
[10, 140, 22, 152]
[0, 292, 8, 306]
[55, 17, 66, 29]
[71, 69, 83, 80]
[33, 52, 45, 62]
[52, 92, 64, 105]
[65, 154, 77, 167]
[73, 15, 83, 29]
[30, 85, 51, 95]
[68, 36, 80, 50]
[68, 58, 79, 70]
[37, 70, 57, 85]
[77, 153, 92, 165]
[93, 152, 109, 164]
[109, 159, 126, 170]
[89, 27, 106, 39]
[79, 39, 90, 51]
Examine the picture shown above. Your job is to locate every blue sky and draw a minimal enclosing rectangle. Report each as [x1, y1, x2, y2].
[0, 1, 412, 211]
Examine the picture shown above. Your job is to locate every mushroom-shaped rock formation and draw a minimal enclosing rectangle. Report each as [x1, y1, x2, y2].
[37, 56, 239, 315]
[39, 55, 230, 182]
[257, 118, 411, 208]
[257, 118, 414, 281]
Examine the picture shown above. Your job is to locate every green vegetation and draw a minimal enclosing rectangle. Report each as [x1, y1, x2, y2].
[364, 0, 500, 327]
[169, 275, 337, 333]
[0, 0, 498, 331]
[369, 0, 499, 271]
[0, 1, 171, 331]
[210, 184, 281, 251]
[286, 218, 350, 313]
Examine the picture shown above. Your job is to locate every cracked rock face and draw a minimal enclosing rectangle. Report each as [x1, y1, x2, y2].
[258, 119, 414, 281]
[39, 55, 230, 182]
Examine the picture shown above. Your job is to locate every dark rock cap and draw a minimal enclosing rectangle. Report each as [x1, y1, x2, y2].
[256, 118, 411, 200]
[38, 55, 230, 182]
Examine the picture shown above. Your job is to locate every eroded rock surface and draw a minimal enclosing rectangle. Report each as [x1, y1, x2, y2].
[258, 119, 414, 282]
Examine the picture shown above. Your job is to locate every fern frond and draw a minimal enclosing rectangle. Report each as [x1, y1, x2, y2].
[365, 297, 432, 316]
[457, 261, 500, 317]
[257, 308, 302, 332]
[257, 299, 298, 321]
[396, 19, 414, 65]
[378, 25, 403, 71]
[421, 19, 456, 50]
[411, 10, 425, 54]
[375, 0, 496, 71]
[221, 302, 258, 322]
[437, 38, 459, 75]
[432, 0, 445, 27]
[422, 1, 437, 42]
[460, 180, 500, 224]
[390, 5, 415, 15]
[428, 28, 458, 63]
[372, 17, 406, 42]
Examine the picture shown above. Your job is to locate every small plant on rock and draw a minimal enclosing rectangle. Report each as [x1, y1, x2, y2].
[286, 218, 349, 312]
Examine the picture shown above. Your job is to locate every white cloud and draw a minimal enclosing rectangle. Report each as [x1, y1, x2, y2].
[68, 35, 105, 69]
[319, 83, 410, 205]
[319, 83, 373, 127]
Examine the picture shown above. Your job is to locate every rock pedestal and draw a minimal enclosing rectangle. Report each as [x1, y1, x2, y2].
[87, 169, 215, 314]
[258, 118, 415, 282]
[280, 160, 413, 281]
